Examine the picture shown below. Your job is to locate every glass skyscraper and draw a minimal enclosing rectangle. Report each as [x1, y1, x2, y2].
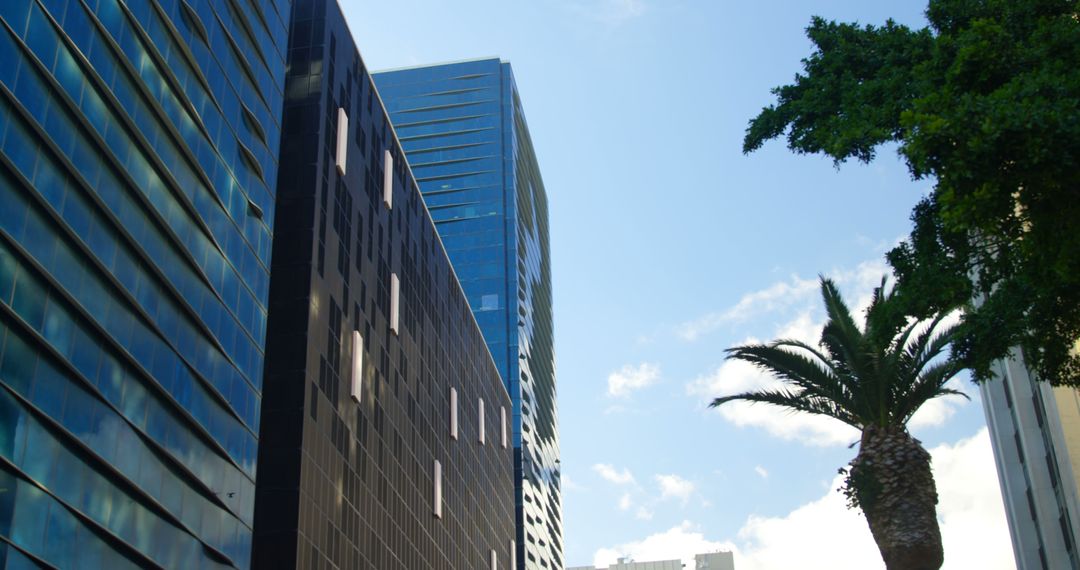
[0, 0, 287, 567]
[252, 5, 515, 569]
[375, 59, 562, 570]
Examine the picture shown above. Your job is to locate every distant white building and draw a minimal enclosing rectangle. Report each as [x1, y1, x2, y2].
[568, 550, 734, 570]
[982, 354, 1080, 569]
[567, 558, 680, 570]
[695, 551, 735, 570]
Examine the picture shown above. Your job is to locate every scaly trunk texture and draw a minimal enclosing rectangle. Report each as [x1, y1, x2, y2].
[850, 425, 943, 570]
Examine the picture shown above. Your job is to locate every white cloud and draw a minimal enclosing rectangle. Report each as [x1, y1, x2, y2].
[754, 466, 768, 479]
[677, 275, 818, 341]
[688, 345, 968, 447]
[835, 259, 894, 308]
[908, 378, 971, 430]
[685, 276, 969, 447]
[593, 521, 731, 569]
[732, 428, 1013, 570]
[635, 506, 654, 520]
[593, 463, 636, 486]
[687, 353, 860, 447]
[678, 258, 895, 343]
[773, 310, 821, 345]
[731, 477, 879, 569]
[655, 474, 695, 504]
[619, 493, 633, 511]
[932, 429, 1015, 569]
[607, 363, 660, 398]
[589, 430, 1012, 570]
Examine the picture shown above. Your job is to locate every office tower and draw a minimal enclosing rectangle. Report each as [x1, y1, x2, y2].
[0, 0, 286, 567]
[375, 57, 562, 570]
[981, 355, 1080, 569]
[251, 2, 515, 569]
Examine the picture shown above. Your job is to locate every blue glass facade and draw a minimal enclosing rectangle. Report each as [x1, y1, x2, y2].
[375, 59, 562, 570]
[0, 0, 287, 566]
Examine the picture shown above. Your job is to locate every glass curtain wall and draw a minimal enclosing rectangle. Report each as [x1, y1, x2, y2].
[0, 0, 288, 567]
[375, 59, 562, 570]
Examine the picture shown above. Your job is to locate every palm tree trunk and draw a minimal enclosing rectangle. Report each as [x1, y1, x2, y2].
[849, 425, 943, 570]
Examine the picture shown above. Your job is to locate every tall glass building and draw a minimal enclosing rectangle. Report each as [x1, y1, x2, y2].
[252, 6, 515, 569]
[375, 59, 562, 570]
[0, 0, 287, 567]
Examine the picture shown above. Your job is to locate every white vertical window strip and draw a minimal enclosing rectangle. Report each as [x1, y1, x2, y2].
[500, 406, 507, 449]
[490, 549, 497, 570]
[382, 149, 393, 209]
[449, 387, 459, 439]
[335, 108, 348, 174]
[510, 540, 516, 570]
[390, 273, 400, 334]
[350, 330, 363, 403]
[433, 459, 442, 518]
[478, 398, 486, 444]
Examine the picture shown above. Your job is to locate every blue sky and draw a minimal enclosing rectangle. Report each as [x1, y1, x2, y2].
[341, 1, 1014, 568]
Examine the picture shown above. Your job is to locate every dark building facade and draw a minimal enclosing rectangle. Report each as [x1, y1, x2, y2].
[374, 59, 562, 570]
[252, 2, 516, 570]
[0, 0, 287, 567]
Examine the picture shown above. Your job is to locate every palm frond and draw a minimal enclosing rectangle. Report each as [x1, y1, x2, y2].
[710, 387, 861, 429]
[895, 359, 968, 424]
[708, 274, 968, 432]
[885, 312, 932, 373]
[772, 339, 865, 402]
[907, 319, 961, 378]
[819, 321, 862, 375]
[863, 276, 907, 353]
[818, 277, 864, 367]
[726, 340, 863, 422]
[727, 342, 837, 391]
[879, 313, 941, 405]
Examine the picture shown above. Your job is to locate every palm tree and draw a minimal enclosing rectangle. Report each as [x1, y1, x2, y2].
[711, 277, 965, 570]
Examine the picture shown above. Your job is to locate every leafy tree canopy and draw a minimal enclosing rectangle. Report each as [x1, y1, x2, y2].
[744, 0, 1080, 385]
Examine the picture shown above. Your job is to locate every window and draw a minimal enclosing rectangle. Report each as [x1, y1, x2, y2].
[242, 104, 267, 144]
[389, 273, 400, 334]
[179, 0, 208, 43]
[247, 198, 264, 219]
[501, 406, 507, 449]
[238, 142, 264, 181]
[449, 387, 458, 439]
[335, 108, 348, 174]
[478, 398, 486, 444]
[433, 459, 442, 518]
[350, 330, 363, 403]
[382, 149, 393, 209]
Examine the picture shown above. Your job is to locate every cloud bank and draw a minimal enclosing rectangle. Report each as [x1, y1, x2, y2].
[685, 264, 970, 448]
[590, 429, 1013, 570]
